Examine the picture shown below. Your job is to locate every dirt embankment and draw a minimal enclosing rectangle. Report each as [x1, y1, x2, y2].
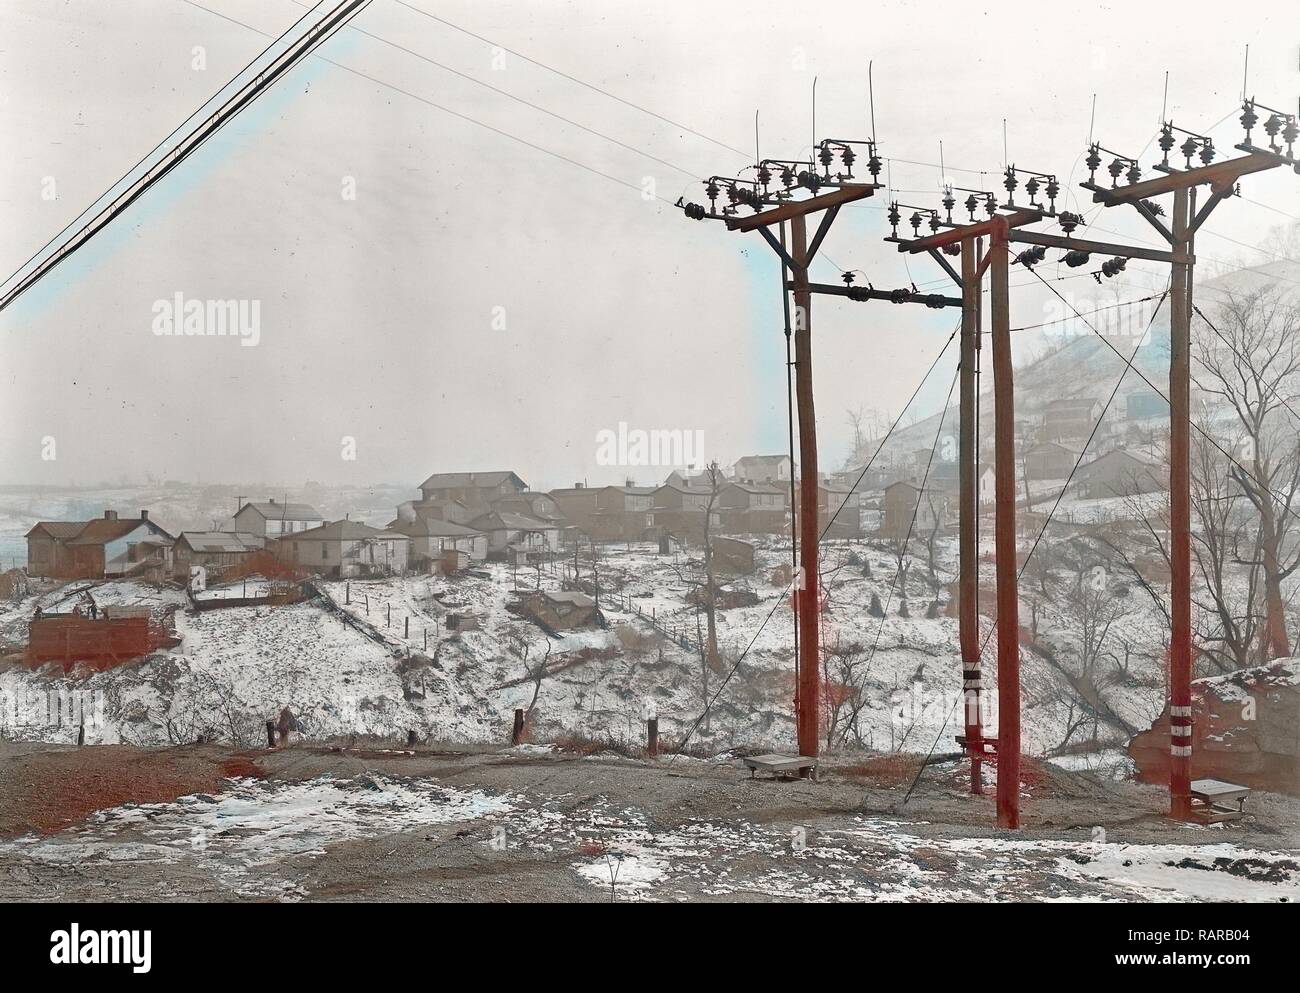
[0, 743, 260, 837]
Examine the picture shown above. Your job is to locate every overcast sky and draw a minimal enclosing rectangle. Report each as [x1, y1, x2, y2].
[2, 0, 1297, 491]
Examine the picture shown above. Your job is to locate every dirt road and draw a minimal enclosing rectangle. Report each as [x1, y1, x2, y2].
[1, 741, 1297, 902]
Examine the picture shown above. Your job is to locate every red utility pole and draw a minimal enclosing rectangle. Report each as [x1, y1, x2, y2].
[958, 235, 984, 794]
[897, 208, 1039, 826]
[988, 217, 1021, 829]
[1168, 186, 1194, 818]
[1080, 115, 1296, 818]
[682, 173, 877, 766]
[790, 212, 821, 762]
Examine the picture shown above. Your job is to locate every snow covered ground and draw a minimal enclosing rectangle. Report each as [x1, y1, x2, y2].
[0, 533, 1230, 761]
[0, 774, 512, 901]
[2, 769, 1293, 902]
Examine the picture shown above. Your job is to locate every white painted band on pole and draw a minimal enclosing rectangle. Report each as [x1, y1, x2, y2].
[1170, 705, 1193, 717]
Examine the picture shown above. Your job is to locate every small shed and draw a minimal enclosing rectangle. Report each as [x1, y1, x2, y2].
[515, 590, 603, 631]
[711, 536, 756, 576]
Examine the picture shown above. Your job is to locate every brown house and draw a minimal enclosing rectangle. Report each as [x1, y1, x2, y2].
[718, 481, 788, 534]
[418, 471, 527, 510]
[1074, 448, 1165, 499]
[548, 485, 602, 536]
[817, 484, 862, 538]
[651, 483, 720, 543]
[1041, 397, 1101, 442]
[1024, 441, 1078, 481]
[585, 485, 658, 541]
[26, 511, 174, 580]
[402, 498, 475, 526]
[173, 531, 265, 582]
[493, 490, 566, 526]
[880, 482, 949, 539]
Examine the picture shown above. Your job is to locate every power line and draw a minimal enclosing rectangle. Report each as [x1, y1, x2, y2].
[1008, 292, 1163, 334]
[391, 0, 752, 159]
[0, 0, 329, 298]
[183, 0, 679, 205]
[289, 0, 708, 182]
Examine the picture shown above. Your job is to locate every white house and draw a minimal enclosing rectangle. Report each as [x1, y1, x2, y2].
[393, 518, 488, 564]
[275, 520, 410, 577]
[229, 499, 323, 538]
[732, 454, 791, 485]
[470, 511, 561, 555]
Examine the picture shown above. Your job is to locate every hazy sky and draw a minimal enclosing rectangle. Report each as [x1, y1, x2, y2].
[2, 0, 1297, 492]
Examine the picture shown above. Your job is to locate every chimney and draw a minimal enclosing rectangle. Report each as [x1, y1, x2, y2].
[140, 510, 149, 521]
[104, 510, 118, 521]
[575, 482, 584, 489]
[268, 497, 277, 504]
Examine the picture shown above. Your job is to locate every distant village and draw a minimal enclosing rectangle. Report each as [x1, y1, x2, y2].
[21, 378, 1172, 591]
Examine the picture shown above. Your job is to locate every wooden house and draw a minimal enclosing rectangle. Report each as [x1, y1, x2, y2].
[230, 499, 323, 538]
[26, 510, 175, 580]
[390, 518, 488, 566]
[173, 531, 265, 581]
[417, 471, 527, 511]
[274, 520, 410, 578]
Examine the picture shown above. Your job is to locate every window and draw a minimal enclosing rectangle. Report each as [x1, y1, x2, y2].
[322, 543, 329, 560]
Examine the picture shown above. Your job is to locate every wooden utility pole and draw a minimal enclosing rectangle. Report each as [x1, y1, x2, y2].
[684, 166, 877, 766]
[1080, 116, 1296, 818]
[897, 207, 1040, 827]
[1168, 186, 1194, 818]
[958, 235, 984, 794]
[789, 212, 820, 762]
[988, 217, 1021, 829]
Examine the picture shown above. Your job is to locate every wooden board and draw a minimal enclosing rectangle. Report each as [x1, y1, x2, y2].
[741, 754, 819, 774]
[1191, 779, 1251, 802]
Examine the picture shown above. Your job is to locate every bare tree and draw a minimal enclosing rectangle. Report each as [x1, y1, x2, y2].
[668, 461, 726, 712]
[1193, 287, 1300, 659]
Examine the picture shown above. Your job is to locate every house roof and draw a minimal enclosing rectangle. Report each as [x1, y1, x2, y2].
[734, 454, 789, 466]
[472, 511, 554, 531]
[655, 482, 713, 495]
[279, 520, 409, 541]
[725, 481, 785, 495]
[67, 518, 172, 546]
[413, 497, 470, 511]
[419, 470, 526, 491]
[542, 590, 594, 607]
[25, 521, 88, 539]
[393, 518, 484, 538]
[236, 501, 322, 522]
[1077, 448, 1161, 474]
[178, 531, 264, 553]
[1027, 441, 1078, 456]
[1044, 396, 1100, 414]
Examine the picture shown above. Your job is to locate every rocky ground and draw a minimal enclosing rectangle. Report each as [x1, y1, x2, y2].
[1, 740, 1296, 903]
